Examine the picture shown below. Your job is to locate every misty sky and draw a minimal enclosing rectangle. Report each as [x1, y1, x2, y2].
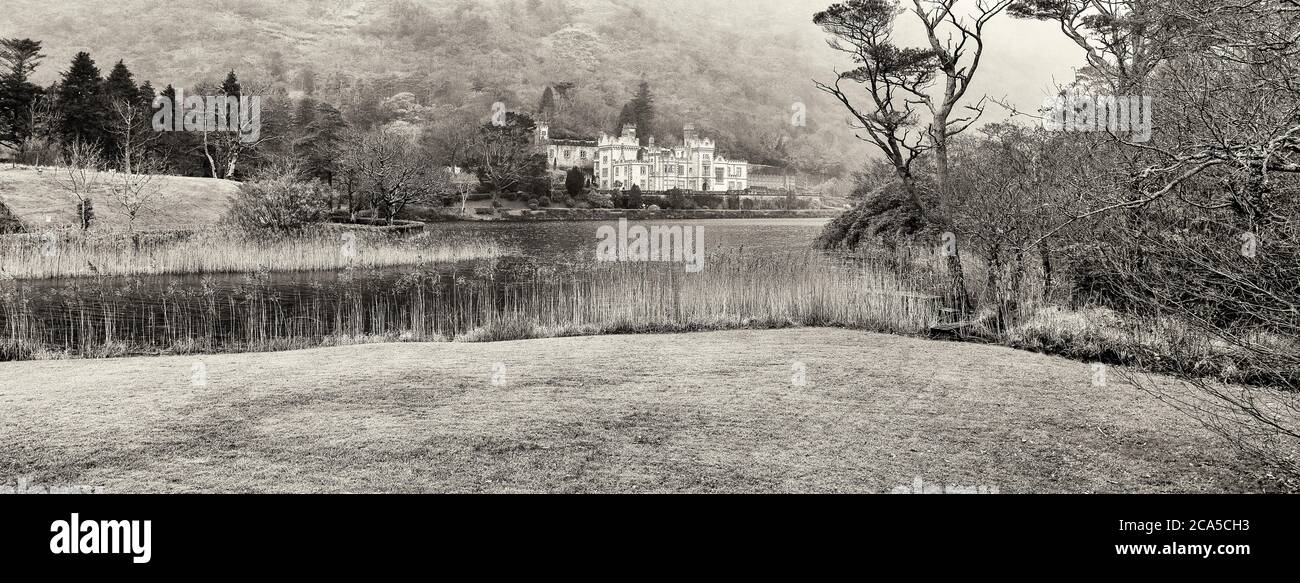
[776, 0, 1089, 125]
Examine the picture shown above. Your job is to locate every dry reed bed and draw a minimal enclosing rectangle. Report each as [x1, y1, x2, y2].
[0, 229, 506, 279]
[0, 251, 943, 359]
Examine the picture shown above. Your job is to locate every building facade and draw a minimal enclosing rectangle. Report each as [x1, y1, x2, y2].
[535, 123, 598, 171]
[592, 124, 747, 192]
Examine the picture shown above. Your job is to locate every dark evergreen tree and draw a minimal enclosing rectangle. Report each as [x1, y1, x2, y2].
[58, 51, 108, 148]
[102, 60, 142, 165]
[0, 38, 46, 151]
[156, 84, 204, 176]
[537, 86, 555, 118]
[628, 184, 642, 209]
[615, 102, 635, 132]
[136, 81, 156, 109]
[300, 101, 347, 185]
[565, 166, 585, 196]
[103, 60, 139, 104]
[631, 79, 655, 137]
[221, 70, 241, 98]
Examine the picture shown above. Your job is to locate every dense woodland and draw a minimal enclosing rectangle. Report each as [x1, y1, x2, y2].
[2, 0, 865, 176]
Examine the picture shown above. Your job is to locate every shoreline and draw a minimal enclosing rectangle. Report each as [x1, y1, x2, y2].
[424, 208, 843, 222]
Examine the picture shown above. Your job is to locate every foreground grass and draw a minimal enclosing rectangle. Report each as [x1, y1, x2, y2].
[0, 328, 1268, 493]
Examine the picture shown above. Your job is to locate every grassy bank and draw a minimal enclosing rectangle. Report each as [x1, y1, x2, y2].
[0, 328, 1267, 493]
[0, 164, 237, 231]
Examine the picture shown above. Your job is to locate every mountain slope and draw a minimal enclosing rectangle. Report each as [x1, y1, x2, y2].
[5, 0, 870, 174]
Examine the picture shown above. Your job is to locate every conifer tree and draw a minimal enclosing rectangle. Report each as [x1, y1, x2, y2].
[58, 51, 108, 147]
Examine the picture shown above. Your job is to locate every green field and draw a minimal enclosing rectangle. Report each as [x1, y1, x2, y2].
[0, 328, 1264, 493]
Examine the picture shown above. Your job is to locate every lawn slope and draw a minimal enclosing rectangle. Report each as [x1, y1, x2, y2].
[0, 328, 1262, 493]
[0, 165, 238, 231]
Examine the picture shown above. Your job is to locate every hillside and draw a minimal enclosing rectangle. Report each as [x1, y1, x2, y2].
[3, 0, 873, 175]
[0, 165, 238, 231]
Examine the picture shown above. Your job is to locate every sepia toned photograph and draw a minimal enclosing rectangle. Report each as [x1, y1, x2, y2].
[0, 0, 1296, 566]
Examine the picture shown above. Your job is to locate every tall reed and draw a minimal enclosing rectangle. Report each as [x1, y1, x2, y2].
[0, 228, 505, 279]
[0, 250, 942, 359]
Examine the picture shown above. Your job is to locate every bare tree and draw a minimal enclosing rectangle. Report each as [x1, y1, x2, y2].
[813, 0, 1012, 312]
[472, 111, 543, 204]
[199, 79, 270, 180]
[1022, 0, 1300, 480]
[106, 155, 165, 235]
[108, 97, 161, 176]
[342, 127, 448, 225]
[51, 139, 103, 230]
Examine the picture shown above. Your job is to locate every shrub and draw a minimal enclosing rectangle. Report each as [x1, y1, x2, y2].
[565, 167, 586, 196]
[0, 200, 25, 234]
[76, 198, 95, 230]
[646, 204, 661, 211]
[223, 177, 328, 235]
[528, 201, 539, 210]
[538, 196, 551, 207]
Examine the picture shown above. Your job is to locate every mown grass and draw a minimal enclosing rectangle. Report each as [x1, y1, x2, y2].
[0, 328, 1269, 493]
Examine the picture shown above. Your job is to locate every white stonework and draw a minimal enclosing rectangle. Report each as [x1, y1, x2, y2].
[535, 123, 598, 171]
[593, 124, 748, 192]
[536, 122, 748, 192]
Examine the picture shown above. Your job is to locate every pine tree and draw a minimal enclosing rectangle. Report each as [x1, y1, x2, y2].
[103, 60, 139, 104]
[221, 70, 241, 98]
[136, 81, 155, 109]
[537, 86, 555, 118]
[301, 101, 347, 185]
[615, 102, 635, 133]
[632, 79, 655, 137]
[0, 38, 46, 150]
[58, 51, 108, 148]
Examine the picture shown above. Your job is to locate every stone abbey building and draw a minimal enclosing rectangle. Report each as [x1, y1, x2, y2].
[536, 122, 749, 193]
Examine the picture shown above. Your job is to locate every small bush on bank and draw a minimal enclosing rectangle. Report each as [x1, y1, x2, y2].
[223, 176, 328, 236]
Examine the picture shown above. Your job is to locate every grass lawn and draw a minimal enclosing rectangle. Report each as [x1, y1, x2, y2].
[0, 328, 1266, 493]
[0, 164, 238, 231]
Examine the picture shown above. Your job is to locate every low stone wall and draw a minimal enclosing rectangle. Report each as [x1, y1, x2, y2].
[324, 218, 426, 234]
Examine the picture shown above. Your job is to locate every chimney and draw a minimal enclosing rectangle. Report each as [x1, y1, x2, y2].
[648, 136, 655, 147]
[621, 123, 637, 142]
[683, 123, 698, 142]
